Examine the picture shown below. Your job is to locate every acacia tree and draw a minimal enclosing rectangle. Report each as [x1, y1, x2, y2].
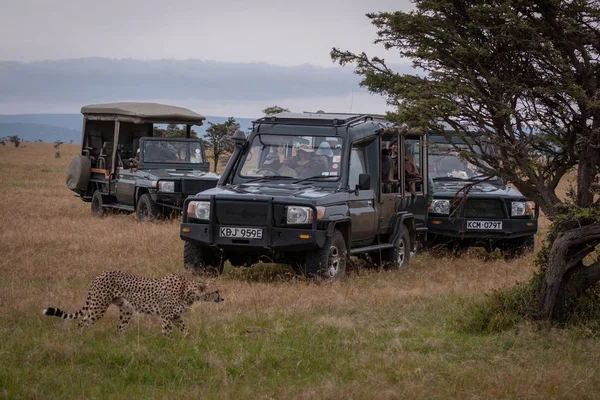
[262, 106, 290, 115]
[205, 117, 239, 172]
[332, 0, 600, 322]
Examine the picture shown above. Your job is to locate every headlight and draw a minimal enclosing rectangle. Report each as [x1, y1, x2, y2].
[429, 199, 450, 215]
[158, 181, 175, 192]
[187, 201, 210, 221]
[286, 206, 325, 225]
[511, 201, 535, 217]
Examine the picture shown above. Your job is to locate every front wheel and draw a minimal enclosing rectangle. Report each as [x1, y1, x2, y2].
[381, 224, 411, 269]
[305, 230, 347, 280]
[183, 241, 222, 275]
[136, 193, 162, 223]
[90, 190, 105, 217]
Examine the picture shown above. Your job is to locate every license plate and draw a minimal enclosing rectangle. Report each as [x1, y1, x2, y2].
[219, 226, 263, 239]
[467, 221, 503, 230]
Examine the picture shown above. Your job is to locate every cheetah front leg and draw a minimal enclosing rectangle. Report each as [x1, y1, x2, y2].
[114, 298, 134, 333]
[172, 315, 189, 337]
[160, 317, 174, 337]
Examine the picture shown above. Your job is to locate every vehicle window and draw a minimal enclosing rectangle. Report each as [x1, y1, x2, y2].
[142, 140, 204, 163]
[237, 134, 343, 181]
[428, 142, 490, 180]
[348, 146, 367, 188]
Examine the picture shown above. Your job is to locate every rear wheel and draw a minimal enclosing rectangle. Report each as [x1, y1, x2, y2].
[136, 193, 162, 223]
[90, 190, 105, 217]
[305, 230, 347, 280]
[184, 241, 222, 275]
[382, 224, 411, 269]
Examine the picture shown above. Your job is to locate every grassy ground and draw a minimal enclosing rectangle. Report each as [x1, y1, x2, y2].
[1, 143, 599, 399]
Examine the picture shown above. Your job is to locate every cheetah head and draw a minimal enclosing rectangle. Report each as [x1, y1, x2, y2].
[188, 281, 224, 303]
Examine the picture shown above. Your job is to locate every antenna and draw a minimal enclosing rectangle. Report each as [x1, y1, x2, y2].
[349, 88, 354, 113]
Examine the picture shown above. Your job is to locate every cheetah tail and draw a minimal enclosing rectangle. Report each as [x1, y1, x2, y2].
[43, 307, 83, 320]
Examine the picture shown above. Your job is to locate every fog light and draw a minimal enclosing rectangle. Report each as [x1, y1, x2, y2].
[182, 227, 191, 233]
[526, 222, 534, 227]
[299, 234, 310, 239]
[432, 220, 442, 225]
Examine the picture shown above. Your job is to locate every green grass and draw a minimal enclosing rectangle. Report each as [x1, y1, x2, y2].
[3, 291, 600, 399]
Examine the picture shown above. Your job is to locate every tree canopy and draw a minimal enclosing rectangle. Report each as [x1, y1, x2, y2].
[205, 117, 239, 173]
[332, 0, 600, 322]
[262, 106, 290, 115]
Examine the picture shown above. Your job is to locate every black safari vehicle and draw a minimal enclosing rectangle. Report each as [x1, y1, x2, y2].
[426, 132, 539, 255]
[66, 102, 219, 222]
[180, 112, 431, 279]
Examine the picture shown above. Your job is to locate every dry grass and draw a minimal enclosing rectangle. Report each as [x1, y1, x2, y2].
[1, 143, 599, 399]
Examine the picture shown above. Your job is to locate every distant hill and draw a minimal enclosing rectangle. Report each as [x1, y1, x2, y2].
[0, 114, 255, 143]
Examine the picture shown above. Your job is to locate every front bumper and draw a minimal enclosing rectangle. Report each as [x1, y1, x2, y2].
[180, 222, 328, 252]
[427, 216, 537, 239]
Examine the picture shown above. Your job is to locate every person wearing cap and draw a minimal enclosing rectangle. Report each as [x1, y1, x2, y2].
[285, 144, 327, 178]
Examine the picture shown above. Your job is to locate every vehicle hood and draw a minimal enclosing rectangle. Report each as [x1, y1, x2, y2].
[144, 169, 220, 180]
[432, 180, 525, 198]
[197, 183, 340, 200]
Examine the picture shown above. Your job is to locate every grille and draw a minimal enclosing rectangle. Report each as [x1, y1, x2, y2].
[182, 179, 218, 196]
[216, 200, 269, 226]
[464, 199, 505, 219]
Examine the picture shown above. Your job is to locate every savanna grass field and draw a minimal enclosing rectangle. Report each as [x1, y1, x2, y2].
[1, 142, 599, 399]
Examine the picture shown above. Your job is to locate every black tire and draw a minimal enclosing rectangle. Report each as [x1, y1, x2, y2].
[305, 230, 347, 280]
[90, 190, 105, 217]
[66, 155, 91, 193]
[382, 224, 411, 269]
[183, 241, 222, 275]
[136, 193, 162, 223]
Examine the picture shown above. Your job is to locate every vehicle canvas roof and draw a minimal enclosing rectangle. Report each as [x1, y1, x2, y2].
[81, 102, 206, 125]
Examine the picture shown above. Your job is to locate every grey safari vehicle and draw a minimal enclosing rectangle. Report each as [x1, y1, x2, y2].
[180, 112, 431, 279]
[66, 102, 219, 222]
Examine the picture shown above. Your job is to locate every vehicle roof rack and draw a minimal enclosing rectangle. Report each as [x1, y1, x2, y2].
[253, 112, 383, 127]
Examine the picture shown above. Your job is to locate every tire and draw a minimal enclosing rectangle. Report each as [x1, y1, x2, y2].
[183, 241, 222, 275]
[66, 155, 91, 192]
[305, 230, 347, 280]
[90, 190, 105, 217]
[136, 193, 162, 223]
[382, 224, 411, 269]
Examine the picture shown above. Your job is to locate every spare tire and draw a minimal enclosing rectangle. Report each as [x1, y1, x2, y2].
[66, 155, 91, 192]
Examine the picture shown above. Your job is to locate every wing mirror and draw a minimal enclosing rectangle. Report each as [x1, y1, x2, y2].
[355, 173, 371, 195]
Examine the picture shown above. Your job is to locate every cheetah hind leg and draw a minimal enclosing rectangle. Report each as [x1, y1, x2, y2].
[77, 302, 109, 330]
[160, 318, 174, 337]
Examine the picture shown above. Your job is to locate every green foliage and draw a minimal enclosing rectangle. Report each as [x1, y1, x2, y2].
[456, 272, 543, 334]
[153, 126, 197, 138]
[262, 105, 290, 115]
[205, 117, 239, 172]
[7, 135, 21, 148]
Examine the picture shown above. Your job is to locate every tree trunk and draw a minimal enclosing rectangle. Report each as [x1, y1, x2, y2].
[213, 155, 219, 173]
[538, 222, 600, 319]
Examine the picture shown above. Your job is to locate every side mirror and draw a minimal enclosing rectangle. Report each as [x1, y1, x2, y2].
[355, 173, 371, 194]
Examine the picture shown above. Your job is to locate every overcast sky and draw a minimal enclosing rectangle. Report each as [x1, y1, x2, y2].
[0, 0, 416, 116]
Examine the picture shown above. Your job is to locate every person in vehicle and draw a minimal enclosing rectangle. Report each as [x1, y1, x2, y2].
[145, 141, 174, 162]
[315, 141, 333, 169]
[130, 148, 140, 168]
[191, 148, 202, 163]
[284, 144, 327, 178]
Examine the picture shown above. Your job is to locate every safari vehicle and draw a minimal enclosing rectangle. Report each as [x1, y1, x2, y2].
[66, 102, 219, 222]
[180, 112, 430, 279]
[426, 132, 538, 255]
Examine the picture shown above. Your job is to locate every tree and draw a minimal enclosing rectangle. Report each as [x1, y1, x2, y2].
[262, 106, 290, 115]
[8, 136, 21, 148]
[332, 0, 600, 322]
[204, 117, 239, 172]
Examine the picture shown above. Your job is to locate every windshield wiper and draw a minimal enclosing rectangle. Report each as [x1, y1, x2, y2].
[293, 175, 338, 184]
[244, 175, 297, 183]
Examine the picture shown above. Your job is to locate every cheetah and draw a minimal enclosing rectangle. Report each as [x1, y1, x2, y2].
[43, 270, 223, 336]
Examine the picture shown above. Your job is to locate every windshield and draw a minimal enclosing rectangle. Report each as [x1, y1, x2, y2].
[429, 143, 494, 180]
[142, 140, 204, 164]
[237, 134, 343, 182]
